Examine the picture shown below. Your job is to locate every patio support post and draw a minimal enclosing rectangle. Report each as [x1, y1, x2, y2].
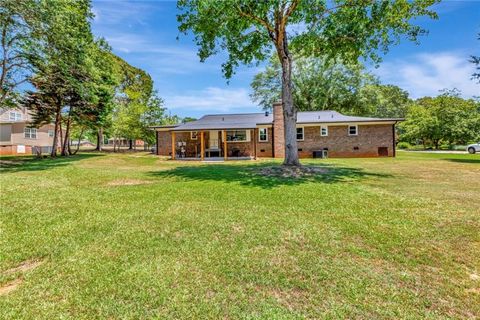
[223, 130, 227, 161]
[200, 131, 204, 161]
[171, 132, 176, 160]
[253, 129, 257, 160]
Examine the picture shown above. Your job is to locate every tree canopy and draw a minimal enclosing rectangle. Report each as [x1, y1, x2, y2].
[178, 0, 439, 165]
[400, 90, 480, 148]
[0, 0, 37, 108]
[1, 0, 178, 156]
[250, 55, 411, 118]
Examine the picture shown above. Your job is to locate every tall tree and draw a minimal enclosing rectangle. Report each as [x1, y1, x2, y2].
[400, 90, 480, 148]
[89, 41, 118, 152]
[178, 0, 438, 166]
[251, 55, 378, 115]
[470, 33, 479, 83]
[109, 54, 153, 151]
[359, 84, 411, 118]
[0, 0, 37, 108]
[23, 0, 94, 157]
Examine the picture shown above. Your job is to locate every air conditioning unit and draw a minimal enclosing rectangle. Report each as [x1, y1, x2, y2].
[313, 150, 328, 159]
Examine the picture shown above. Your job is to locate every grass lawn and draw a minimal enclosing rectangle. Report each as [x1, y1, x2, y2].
[0, 151, 479, 319]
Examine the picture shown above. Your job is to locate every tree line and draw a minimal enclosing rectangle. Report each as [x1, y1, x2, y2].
[0, 0, 179, 157]
[250, 54, 480, 149]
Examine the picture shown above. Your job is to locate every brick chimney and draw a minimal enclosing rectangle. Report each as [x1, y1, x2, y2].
[273, 101, 285, 158]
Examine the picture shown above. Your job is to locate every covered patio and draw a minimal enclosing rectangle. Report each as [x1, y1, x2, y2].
[170, 129, 258, 161]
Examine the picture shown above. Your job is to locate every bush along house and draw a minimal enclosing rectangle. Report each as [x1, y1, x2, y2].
[152, 102, 402, 160]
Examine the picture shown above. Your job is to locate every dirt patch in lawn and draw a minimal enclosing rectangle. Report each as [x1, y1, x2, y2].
[1, 259, 45, 296]
[255, 285, 309, 311]
[4, 259, 45, 276]
[0, 278, 23, 296]
[256, 165, 328, 179]
[107, 179, 153, 186]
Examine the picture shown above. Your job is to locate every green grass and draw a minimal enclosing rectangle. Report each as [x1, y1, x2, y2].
[1, 151, 479, 319]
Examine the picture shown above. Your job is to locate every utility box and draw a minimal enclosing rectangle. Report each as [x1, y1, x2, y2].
[313, 150, 328, 158]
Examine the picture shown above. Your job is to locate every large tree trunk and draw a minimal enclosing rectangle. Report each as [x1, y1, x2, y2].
[277, 35, 300, 166]
[72, 127, 84, 155]
[61, 109, 72, 156]
[50, 105, 62, 157]
[95, 128, 103, 151]
[129, 139, 133, 150]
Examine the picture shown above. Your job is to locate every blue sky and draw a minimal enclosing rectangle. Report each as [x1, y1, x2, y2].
[91, 0, 480, 118]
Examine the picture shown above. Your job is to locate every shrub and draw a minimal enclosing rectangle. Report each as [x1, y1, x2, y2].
[397, 142, 412, 149]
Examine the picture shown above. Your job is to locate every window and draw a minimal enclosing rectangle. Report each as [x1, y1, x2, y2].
[226, 130, 250, 142]
[24, 127, 37, 139]
[348, 125, 358, 136]
[320, 126, 328, 136]
[296, 127, 304, 141]
[9, 112, 22, 121]
[48, 129, 54, 137]
[258, 128, 268, 142]
[190, 131, 198, 140]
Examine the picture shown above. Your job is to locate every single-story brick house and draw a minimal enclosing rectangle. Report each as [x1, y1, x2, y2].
[153, 102, 402, 160]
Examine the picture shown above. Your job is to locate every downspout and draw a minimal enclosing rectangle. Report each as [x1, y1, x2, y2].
[156, 130, 159, 155]
[392, 121, 397, 158]
[271, 126, 275, 158]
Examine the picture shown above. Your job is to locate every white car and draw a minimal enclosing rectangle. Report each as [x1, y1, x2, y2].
[467, 143, 480, 154]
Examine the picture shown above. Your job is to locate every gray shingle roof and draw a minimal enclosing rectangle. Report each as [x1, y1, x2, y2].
[296, 111, 402, 123]
[167, 111, 401, 131]
[172, 113, 273, 131]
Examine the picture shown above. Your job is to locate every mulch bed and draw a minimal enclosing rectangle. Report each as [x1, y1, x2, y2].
[256, 165, 328, 178]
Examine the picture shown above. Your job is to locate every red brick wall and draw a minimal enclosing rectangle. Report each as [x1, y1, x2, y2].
[157, 124, 395, 159]
[255, 127, 273, 158]
[297, 124, 394, 158]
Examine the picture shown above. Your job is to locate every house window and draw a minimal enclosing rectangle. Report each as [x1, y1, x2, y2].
[348, 125, 358, 136]
[320, 126, 328, 137]
[48, 129, 54, 137]
[258, 128, 268, 142]
[9, 112, 22, 121]
[190, 131, 198, 140]
[24, 127, 37, 139]
[226, 130, 250, 142]
[296, 127, 304, 141]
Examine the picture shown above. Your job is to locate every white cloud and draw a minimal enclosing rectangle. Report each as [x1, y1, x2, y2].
[373, 52, 479, 98]
[165, 87, 257, 113]
[105, 33, 194, 56]
[91, 0, 155, 25]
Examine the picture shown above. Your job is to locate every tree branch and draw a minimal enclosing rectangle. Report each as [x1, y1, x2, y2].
[284, 0, 300, 19]
[236, 6, 276, 41]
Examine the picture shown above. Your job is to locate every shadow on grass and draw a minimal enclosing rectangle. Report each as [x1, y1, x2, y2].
[0, 153, 104, 173]
[148, 162, 392, 189]
[442, 158, 480, 164]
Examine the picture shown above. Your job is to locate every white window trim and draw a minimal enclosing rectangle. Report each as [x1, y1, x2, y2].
[258, 128, 268, 142]
[9, 112, 22, 121]
[226, 130, 251, 143]
[348, 125, 358, 136]
[296, 127, 304, 141]
[48, 129, 55, 137]
[190, 131, 198, 140]
[24, 127, 37, 139]
[320, 125, 328, 137]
